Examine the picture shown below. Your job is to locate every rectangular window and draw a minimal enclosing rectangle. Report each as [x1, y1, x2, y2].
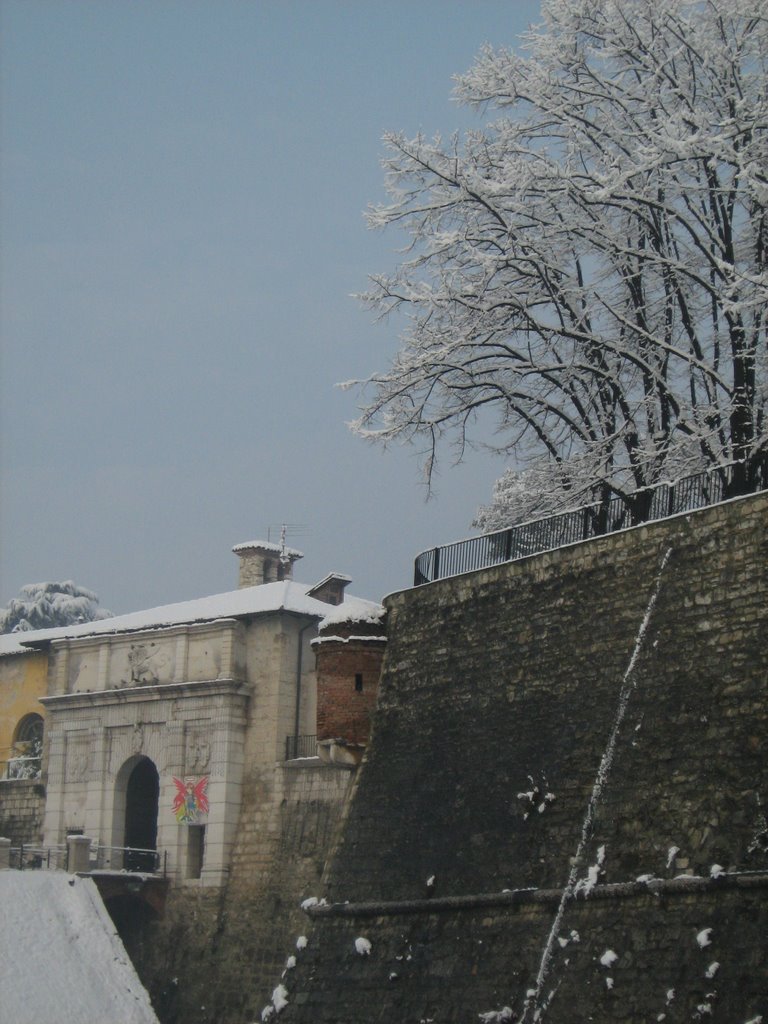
[187, 825, 206, 879]
[355, 673, 363, 692]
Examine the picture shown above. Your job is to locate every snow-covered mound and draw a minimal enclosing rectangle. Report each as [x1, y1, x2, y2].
[0, 872, 158, 1024]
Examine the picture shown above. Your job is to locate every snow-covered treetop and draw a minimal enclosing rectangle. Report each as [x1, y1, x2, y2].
[0, 581, 113, 635]
[351, 0, 768, 527]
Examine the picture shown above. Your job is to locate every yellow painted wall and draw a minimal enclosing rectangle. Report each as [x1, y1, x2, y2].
[0, 651, 48, 767]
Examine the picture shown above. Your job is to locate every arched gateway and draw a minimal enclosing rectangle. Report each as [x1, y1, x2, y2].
[116, 756, 159, 872]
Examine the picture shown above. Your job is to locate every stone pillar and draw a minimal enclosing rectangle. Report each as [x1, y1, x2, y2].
[97, 643, 111, 689]
[0, 838, 10, 869]
[67, 834, 92, 873]
[174, 630, 189, 682]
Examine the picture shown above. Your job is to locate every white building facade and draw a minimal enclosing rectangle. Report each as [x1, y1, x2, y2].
[26, 542, 380, 887]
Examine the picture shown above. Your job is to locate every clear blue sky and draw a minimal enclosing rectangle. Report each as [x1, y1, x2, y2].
[1, 0, 542, 613]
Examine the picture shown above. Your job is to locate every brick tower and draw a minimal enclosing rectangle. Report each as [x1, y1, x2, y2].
[312, 604, 386, 765]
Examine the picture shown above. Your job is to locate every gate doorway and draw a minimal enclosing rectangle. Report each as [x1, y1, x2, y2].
[124, 757, 159, 872]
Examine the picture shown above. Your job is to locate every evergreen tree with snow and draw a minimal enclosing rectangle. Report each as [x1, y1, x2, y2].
[0, 581, 113, 634]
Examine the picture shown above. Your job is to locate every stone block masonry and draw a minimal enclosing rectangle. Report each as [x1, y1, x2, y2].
[0, 779, 44, 846]
[295, 879, 767, 1023]
[133, 759, 355, 1024]
[276, 492, 768, 1023]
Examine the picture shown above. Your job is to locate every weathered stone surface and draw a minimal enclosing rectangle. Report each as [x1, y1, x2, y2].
[277, 493, 768, 1023]
[0, 779, 44, 845]
[133, 760, 354, 1024]
[288, 883, 767, 1023]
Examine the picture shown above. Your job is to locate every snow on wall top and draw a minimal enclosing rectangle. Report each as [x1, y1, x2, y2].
[0, 872, 159, 1024]
[318, 597, 386, 630]
[0, 581, 382, 655]
[0, 637, 40, 658]
[232, 539, 304, 558]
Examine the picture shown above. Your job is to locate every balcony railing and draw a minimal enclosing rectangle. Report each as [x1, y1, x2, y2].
[91, 843, 165, 874]
[5, 841, 165, 875]
[2, 755, 42, 781]
[9, 844, 66, 871]
[414, 458, 768, 586]
[284, 734, 318, 761]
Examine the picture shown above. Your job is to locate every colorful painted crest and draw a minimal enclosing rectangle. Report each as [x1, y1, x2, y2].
[172, 775, 209, 823]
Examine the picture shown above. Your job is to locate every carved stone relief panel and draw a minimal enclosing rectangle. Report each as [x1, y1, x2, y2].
[64, 732, 91, 783]
[117, 641, 169, 688]
[130, 721, 145, 754]
[185, 724, 212, 774]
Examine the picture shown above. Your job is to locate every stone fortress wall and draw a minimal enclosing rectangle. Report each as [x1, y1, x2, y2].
[132, 759, 355, 1024]
[2, 499, 765, 1024]
[272, 492, 768, 1024]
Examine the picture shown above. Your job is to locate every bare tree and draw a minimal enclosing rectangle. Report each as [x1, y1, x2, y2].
[348, 0, 767, 524]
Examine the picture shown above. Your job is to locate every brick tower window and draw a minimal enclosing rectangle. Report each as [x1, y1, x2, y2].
[355, 673, 363, 692]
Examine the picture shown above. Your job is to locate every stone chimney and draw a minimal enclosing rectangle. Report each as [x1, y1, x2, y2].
[232, 540, 304, 588]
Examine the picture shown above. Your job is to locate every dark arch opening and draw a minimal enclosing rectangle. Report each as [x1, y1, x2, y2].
[124, 757, 159, 872]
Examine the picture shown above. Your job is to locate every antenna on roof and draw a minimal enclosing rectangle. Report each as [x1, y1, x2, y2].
[279, 525, 289, 566]
[265, 523, 310, 546]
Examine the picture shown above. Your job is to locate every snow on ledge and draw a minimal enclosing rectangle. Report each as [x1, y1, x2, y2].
[232, 539, 303, 558]
[311, 634, 387, 646]
[317, 598, 385, 630]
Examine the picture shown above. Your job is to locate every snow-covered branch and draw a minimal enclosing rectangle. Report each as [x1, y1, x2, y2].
[351, 0, 767, 518]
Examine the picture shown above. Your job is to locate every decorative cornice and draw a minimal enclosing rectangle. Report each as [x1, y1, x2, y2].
[46, 618, 242, 652]
[39, 677, 248, 711]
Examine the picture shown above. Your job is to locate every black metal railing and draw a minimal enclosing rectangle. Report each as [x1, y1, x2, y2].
[414, 458, 768, 586]
[284, 734, 318, 760]
[6, 842, 165, 875]
[91, 843, 164, 874]
[9, 844, 66, 870]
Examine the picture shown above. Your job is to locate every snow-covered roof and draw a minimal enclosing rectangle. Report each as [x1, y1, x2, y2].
[0, 581, 383, 655]
[0, 635, 41, 658]
[310, 571, 353, 588]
